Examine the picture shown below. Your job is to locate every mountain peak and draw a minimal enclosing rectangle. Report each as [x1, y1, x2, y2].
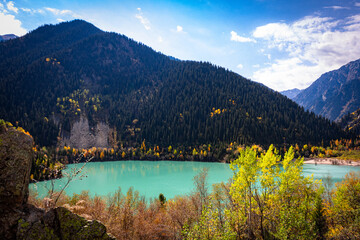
[53, 19, 101, 31]
[27, 19, 102, 38]
[293, 58, 360, 121]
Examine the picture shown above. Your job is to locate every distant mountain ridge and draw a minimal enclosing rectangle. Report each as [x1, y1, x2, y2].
[293, 59, 360, 122]
[0, 20, 345, 148]
[0, 34, 17, 41]
[280, 88, 301, 100]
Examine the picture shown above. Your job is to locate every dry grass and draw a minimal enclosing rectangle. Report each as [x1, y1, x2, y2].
[28, 187, 215, 239]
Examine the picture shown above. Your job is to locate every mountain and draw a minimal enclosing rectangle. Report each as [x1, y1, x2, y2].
[280, 88, 301, 100]
[293, 59, 360, 122]
[0, 20, 345, 148]
[0, 34, 18, 41]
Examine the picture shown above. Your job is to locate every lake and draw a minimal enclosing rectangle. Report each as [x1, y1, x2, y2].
[30, 160, 360, 200]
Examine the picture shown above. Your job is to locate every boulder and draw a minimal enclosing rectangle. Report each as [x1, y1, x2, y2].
[17, 206, 115, 240]
[0, 122, 33, 239]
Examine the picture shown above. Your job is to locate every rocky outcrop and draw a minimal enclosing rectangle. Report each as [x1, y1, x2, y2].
[62, 117, 110, 149]
[0, 121, 115, 239]
[17, 206, 114, 240]
[0, 122, 33, 239]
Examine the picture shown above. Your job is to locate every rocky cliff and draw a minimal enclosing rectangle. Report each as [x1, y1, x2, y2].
[0, 121, 115, 239]
[61, 117, 110, 149]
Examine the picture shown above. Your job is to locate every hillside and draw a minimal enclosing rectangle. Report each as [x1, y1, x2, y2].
[338, 108, 360, 135]
[294, 59, 360, 122]
[0, 20, 345, 148]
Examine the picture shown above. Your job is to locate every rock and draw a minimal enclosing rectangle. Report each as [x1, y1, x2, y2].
[0, 122, 34, 239]
[64, 117, 110, 149]
[17, 206, 115, 240]
[0, 121, 116, 239]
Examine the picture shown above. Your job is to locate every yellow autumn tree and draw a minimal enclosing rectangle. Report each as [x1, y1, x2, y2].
[100, 151, 105, 160]
[141, 140, 146, 152]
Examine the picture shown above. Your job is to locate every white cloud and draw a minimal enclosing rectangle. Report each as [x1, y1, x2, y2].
[324, 6, 350, 10]
[253, 23, 294, 42]
[355, 2, 360, 7]
[0, 3, 6, 12]
[346, 14, 360, 24]
[6, 1, 18, 14]
[252, 64, 260, 68]
[45, 7, 73, 16]
[21, 8, 32, 13]
[158, 36, 163, 42]
[237, 64, 243, 69]
[253, 58, 325, 91]
[176, 25, 183, 32]
[42, 7, 80, 19]
[135, 8, 151, 30]
[252, 15, 360, 91]
[230, 31, 256, 43]
[0, 12, 27, 36]
[57, 18, 65, 22]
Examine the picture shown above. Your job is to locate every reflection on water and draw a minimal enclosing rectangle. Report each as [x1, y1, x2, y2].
[30, 160, 360, 200]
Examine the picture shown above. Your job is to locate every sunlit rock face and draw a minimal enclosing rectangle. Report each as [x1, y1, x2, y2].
[62, 117, 110, 149]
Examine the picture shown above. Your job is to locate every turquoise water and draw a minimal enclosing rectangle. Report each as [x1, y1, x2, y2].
[30, 161, 360, 200]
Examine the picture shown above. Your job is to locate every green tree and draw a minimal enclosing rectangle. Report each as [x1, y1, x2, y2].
[228, 145, 324, 240]
[273, 147, 323, 240]
[184, 196, 236, 240]
[328, 172, 360, 239]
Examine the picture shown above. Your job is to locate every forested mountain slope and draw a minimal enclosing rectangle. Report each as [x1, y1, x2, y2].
[0, 20, 345, 148]
[338, 108, 360, 135]
[294, 59, 360, 122]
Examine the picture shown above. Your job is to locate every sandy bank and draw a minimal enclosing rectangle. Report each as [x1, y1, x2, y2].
[304, 158, 360, 166]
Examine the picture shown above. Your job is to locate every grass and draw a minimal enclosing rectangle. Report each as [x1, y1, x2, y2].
[338, 150, 360, 161]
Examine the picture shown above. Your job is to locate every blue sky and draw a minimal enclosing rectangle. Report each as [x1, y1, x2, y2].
[1, 0, 360, 91]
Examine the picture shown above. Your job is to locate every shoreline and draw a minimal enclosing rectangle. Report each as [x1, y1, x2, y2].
[304, 158, 360, 166]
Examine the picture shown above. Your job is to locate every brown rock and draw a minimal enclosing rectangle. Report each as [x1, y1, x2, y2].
[0, 122, 34, 239]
